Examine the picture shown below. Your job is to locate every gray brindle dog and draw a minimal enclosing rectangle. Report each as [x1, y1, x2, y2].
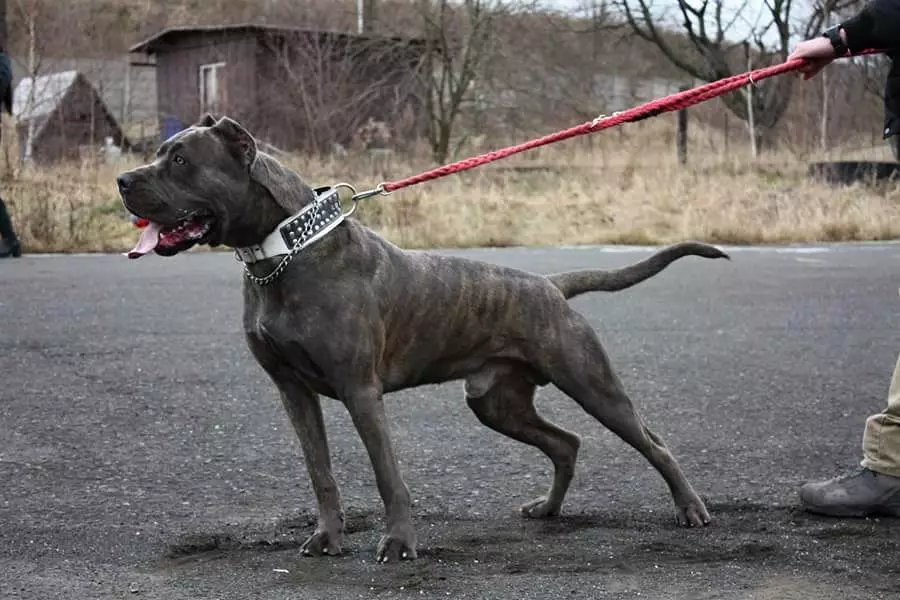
[117, 114, 728, 563]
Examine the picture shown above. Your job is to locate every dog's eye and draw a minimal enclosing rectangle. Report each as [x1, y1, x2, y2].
[172, 155, 186, 166]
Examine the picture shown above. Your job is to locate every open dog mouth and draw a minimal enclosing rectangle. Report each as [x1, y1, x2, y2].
[126, 214, 214, 259]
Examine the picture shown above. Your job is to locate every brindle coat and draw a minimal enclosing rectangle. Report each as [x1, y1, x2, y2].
[117, 115, 728, 563]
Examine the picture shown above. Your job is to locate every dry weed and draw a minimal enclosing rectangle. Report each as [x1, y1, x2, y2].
[5, 118, 900, 253]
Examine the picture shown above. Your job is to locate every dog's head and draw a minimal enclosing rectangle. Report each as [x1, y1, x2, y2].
[118, 114, 316, 258]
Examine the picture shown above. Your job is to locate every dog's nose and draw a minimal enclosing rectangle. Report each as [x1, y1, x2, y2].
[116, 172, 135, 192]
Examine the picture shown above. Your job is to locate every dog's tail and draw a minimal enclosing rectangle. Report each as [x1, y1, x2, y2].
[549, 241, 730, 300]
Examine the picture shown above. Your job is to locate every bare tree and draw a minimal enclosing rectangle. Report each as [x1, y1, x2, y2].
[260, 31, 425, 155]
[4, 0, 129, 165]
[14, 0, 45, 163]
[470, 4, 641, 140]
[416, 0, 538, 163]
[612, 0, 857, 149]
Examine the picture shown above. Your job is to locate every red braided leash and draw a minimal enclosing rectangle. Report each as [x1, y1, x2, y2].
[368, 51, 883, 197]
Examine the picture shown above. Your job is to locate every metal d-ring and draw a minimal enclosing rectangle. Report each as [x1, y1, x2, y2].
[330, 182, 359, 217]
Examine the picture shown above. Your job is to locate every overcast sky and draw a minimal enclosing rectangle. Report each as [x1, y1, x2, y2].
[538, 0, 826, 46]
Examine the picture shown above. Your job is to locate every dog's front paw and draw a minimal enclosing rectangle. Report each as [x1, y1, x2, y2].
[375, 525, 417, 563]
[674, 493, 711, 528]
[519, 496, 560, 519]
[300, 528, 343, 557]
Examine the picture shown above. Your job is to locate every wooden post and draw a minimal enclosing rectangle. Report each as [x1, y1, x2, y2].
[820, 9, 831, 152]
[123, 59, 131, 131]
[362, 0, 377, 33]
[23, 4, 37, 164]
[744, 41, 758, 159]
[676, 85, 688, 165]
[724, 112, 729, 156]
[587, 0, 600, 152]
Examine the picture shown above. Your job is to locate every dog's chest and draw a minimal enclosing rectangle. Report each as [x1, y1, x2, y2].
[244, 305, 336, 396]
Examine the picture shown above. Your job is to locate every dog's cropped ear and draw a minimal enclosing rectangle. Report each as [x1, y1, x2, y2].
[249, 153, 317, 214]
[212, 116, 257, 168]
[249, 152, 317, 215]
[196, 113, 217, 127]
[210, 115, 315, 214]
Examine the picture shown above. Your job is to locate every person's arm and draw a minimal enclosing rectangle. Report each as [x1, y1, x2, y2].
[788, 0, 900, 79]
[0, 54, 11, 116]
[841, 0, 900, 53]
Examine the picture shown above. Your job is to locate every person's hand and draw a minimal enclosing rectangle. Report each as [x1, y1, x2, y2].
[787, 34, 840, 80]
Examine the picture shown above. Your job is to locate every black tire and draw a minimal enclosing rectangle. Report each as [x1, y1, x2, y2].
[807, 161, 900, 185]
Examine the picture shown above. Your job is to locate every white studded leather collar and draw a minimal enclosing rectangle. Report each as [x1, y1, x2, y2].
[233, 186, 345, 265]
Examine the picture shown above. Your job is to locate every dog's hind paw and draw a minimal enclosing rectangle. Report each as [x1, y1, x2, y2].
[519, 496, 561, 519]
[376, 528, 418, 563]
[300, 529, 343, 557]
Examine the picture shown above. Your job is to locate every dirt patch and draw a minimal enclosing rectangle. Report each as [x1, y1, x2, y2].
[152, 502, 900, 599]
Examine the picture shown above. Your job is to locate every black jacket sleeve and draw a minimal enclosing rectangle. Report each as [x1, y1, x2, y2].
[841, 0, 900, 52]
[0, 53, 11, 115]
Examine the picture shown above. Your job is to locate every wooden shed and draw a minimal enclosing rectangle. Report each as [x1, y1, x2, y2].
[129, 24, 430, 153]
[12, 70, 129, 164]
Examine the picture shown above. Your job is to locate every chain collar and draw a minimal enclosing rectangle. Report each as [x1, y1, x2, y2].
[234, 186, 346, 286]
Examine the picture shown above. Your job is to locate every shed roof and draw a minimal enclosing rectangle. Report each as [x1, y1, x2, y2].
[12, 69, 128, 146]
[11, 57, 158, 130]
[13, 69, 79, 121]
[129, 24, 426, 55]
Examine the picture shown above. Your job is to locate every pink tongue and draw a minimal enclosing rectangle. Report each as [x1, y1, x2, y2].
[125, 222, 163, 259]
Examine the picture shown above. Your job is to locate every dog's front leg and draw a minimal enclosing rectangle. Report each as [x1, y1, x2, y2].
[276, 378, 346, 556]
[343, 385, 416, 563]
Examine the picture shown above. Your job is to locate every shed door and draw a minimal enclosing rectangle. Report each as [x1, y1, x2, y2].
[199, 62, 226, 115]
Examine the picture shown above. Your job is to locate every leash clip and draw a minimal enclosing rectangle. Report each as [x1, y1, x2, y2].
[330, 182, 390, 218]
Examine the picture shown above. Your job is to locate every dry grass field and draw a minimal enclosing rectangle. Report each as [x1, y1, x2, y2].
[4, 114, 900, 254]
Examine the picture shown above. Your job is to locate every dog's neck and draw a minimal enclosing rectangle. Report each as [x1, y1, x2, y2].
[226, 153, 317, 248]
[229, 180, 295, 247]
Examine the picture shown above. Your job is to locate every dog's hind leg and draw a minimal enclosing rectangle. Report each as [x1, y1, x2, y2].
[543, 315, 711, 528]
[465, 365, 581, 518]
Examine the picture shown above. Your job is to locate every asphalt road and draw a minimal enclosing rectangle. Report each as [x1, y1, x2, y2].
[3, 243, 900, 600]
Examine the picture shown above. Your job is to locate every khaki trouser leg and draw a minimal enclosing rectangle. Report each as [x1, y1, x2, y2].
[861, 352, 900, 478]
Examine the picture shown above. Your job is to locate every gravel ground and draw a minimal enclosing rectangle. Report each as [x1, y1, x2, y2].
[3, 243, 900, 599]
